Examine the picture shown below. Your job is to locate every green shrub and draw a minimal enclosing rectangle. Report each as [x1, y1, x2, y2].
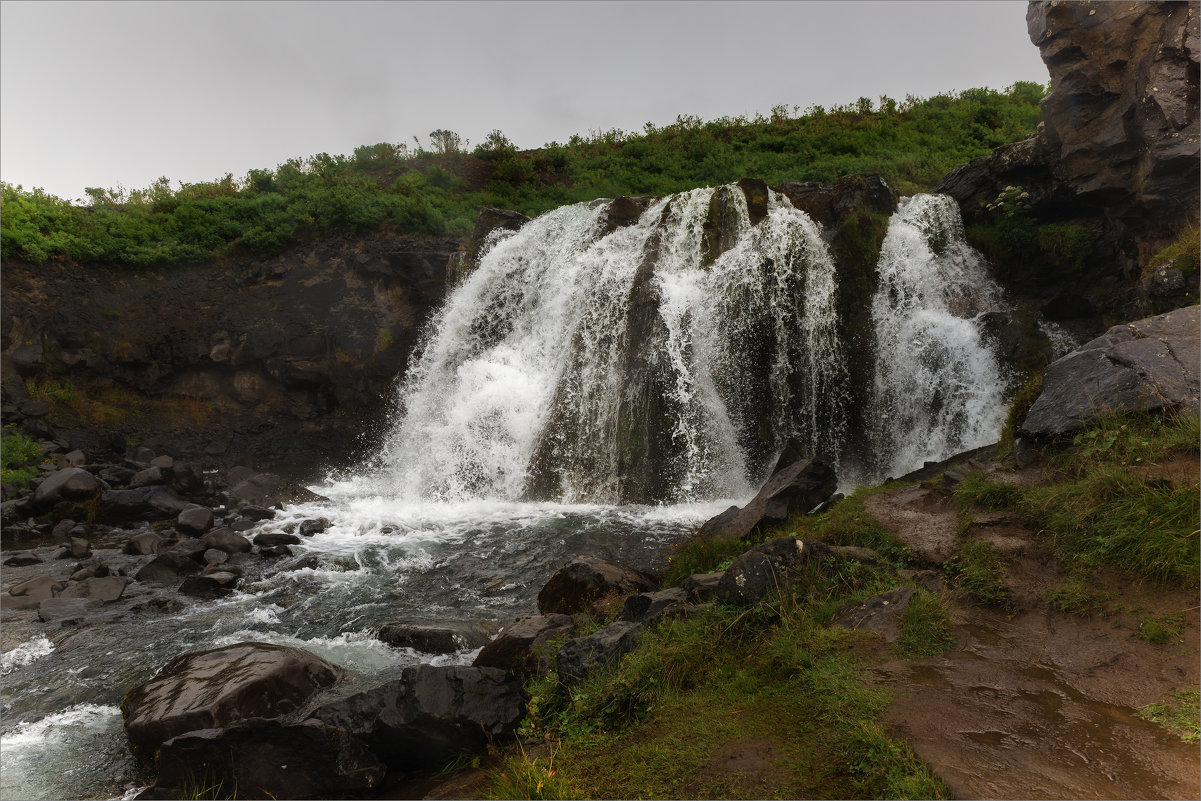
[1, 426, 43, 487]
[945, 539, 1011, 608]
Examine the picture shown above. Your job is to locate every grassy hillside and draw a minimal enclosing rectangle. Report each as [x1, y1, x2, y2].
[0, 83, 1044, 268]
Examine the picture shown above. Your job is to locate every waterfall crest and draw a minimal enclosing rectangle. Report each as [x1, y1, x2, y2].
[379, 187, 1013, 503]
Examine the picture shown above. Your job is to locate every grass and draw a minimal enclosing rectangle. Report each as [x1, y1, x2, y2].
[944, 539, 1012, 608]
[953, 410, 1200, 588]
[1044, 575, 1113, 616]
[1137, 688, 1200, 743]
[1145, 224, 1199, 277]
[1138, 612, 1186, 645]
[893, 589, 958, 659]
[797, 486, 917, 567]
[1, 426, 44, 487]
[503, 561, 948, 800]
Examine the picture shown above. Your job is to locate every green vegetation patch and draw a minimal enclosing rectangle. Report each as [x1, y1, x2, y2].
[800, 487, 917, 567]
[1138, 612, 1186, 645]
[1044, 576, 1113, 617]
[2, 83, 1044, 268]
[1138, 688, 1200, 743]
[945, 539, 1012, 608]
[507, 561, 947, 800]
[953, 411, 1200, 588]
[1, 426, 44, 487]
[1146, 224, 1200, 277]
[892, 589, 958, 659]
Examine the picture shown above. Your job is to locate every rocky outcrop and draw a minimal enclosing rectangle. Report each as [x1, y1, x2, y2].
[695, 458, 837, 542]
[1021, 305, 1200, 437]
[938, 1, 1199, 325]
[1, 232, 461, 472]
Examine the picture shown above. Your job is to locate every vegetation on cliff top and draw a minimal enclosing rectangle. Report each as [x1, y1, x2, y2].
[0, 83, 1044, 267]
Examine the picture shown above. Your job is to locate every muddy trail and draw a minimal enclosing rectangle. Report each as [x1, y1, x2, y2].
[864, 462, 1200, 800]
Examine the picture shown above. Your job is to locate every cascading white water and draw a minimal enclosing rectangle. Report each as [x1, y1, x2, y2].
[377, 185, 848, 503]
[869, 193, 1011, 478]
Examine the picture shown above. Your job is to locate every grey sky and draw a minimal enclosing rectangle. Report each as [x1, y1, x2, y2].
[1, 1, 1048, 203]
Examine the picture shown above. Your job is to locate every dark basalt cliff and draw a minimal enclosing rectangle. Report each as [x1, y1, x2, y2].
[1, 235, 460, 473]
[939, 0, 1199, 328]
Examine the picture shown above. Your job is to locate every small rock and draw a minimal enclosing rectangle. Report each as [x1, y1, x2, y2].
[175, 504, 214, 535]
[58, 576, 131, 602]
[122, 531, 165, 555]
[831, 586, 917, 643]
[201, 527, 252, 554]
[135, 553, 202, 584]
[258, 544, 293, 558]
[299, 517, 331, 536]
[179, 572, 238, 599]
[149, 455, 174, 469]
[239, 505, 276, 521]
[557, 621, 644, 685]
[3, 551, 43, 567]
[203, 548, 229, 565]
[254, 531, 301, 547]
[681, 571, 723, 602]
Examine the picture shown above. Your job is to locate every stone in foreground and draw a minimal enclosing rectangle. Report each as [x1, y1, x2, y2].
[120, 642, 343, 757]
[536, 555, 656, 616]
[696, 458, 837, 541]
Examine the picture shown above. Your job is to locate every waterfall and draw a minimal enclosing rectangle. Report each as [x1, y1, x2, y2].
[378, 185, 847, 504]
[868, 193, 1011, 479]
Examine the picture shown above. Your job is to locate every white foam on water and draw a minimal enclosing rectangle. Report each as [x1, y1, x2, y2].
[1, 635, 54, 676]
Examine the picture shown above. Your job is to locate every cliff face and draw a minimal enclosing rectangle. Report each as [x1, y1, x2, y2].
[939, 0, 1199, 327]
[1, 234, 460, 473]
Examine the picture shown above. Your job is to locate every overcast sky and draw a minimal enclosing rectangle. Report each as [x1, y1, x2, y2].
[1, 1, 1047, 203]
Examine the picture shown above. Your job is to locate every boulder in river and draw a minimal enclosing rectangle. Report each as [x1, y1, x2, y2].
[536, 556, 657, 616]
[120, 641, 344, 758]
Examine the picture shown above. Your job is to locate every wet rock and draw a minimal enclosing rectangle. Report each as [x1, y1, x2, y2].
[147, 718, 385, 800]
[122, 531, 166, 555]
[557, 621, 645, 685]
[618, 587, 691, 625]
[121, 641, 344, 757]
[57, 536, 91, 559]
[831, 586, 917, 643]
[1021, 306, 1200, 437]
[99, 486, 187, 522]
[202, 548, 229, 565]
[56, 452, 84, 471]
[536, 556, 657, 616]
[135, 553, 202, 585]
[38, 597, 102, 623]
[299, 517, 332, 536]
[226, 465, 256, 486]
[681, 571, 724, 603]
[230, 519, 257, 532]
[179, 571, 239, 599]
[472, 613, 576, 679]
[175, 504, 214, 535]
[201, 526, 252, 554]
[310, 664, 524, 770]
[58, 576, 131, 602]
[98, 465, 136, 487]
[149, 455, 174, 469]
[253, 531, 301, 547]
[3, 551, 43, 567]
[716, 537, 828, 607]
[377, 621, 495, 655]
[229, 472, 327, 505]
[6, 575, 66, 605]
[239, 504, 276, 521]
[169, 462, 204, 494]
[462, 208, 533, 278]
[162, 536, 208, 560]
[70, 560, 111, 581]
[696, 458, 837, 542]
[32, 468, 98, 509]
[258, 544, 292, 558]
[51, 519, 77, 538]
[129, 466, 171, 488]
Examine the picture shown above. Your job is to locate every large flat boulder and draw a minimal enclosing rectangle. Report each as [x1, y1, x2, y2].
[1022, 305, 1200, 437]
[120, 642, 343, 758]
[309, 664, 524, 770]
[33, 467, 98, 509]
[696, 458, 837, 541]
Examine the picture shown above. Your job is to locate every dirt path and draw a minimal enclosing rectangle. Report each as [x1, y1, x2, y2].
[864, 476, 1200, 800]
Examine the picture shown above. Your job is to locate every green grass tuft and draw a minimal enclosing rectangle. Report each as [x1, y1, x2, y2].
[1138, 612, 1186, 645]
[945, 539, 1012, 608]
[893, 589, 958, 659]
[1138, 688, 1200, 743]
